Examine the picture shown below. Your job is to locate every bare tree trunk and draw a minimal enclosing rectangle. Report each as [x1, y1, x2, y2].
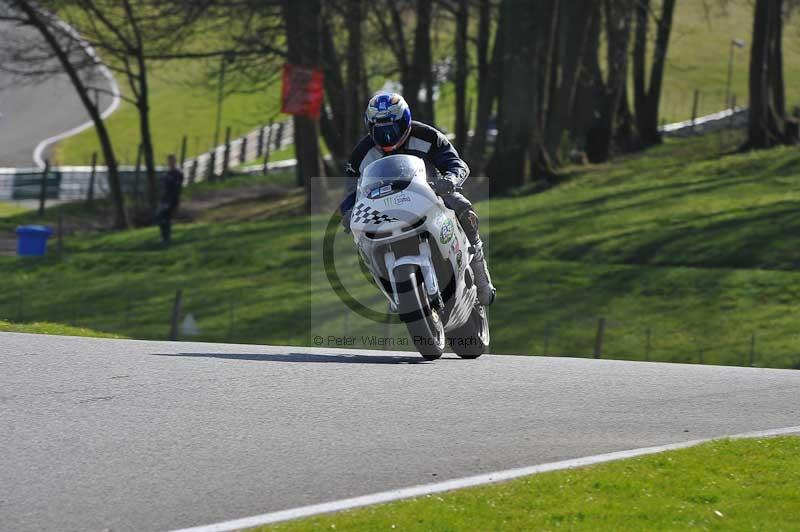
[746, 0, 796, 148]
[544, 0, 595, 162]
[469, 0, 499, 173]
[489, 0, 539, 192]
[284, 0, 323, 211]
[411, 0, 434, 123]
[120, 0, 157, 213]
[586, 0, 633, 163]
[319, 1, 366, 172]
[634, 0, 676, 146]
[570, 1, 602, 151]
[320, 16, 346, 167]
[12, 0, 128, 228]
[344, 0, 366, 152]
[530, 0, 560, 177]
[453, 0, 468, 152]
[633, 0, 649, 140]
[372, 0, 433, 122]
[378, 1, 411, 109]
[615, 85, 641, 152]
[137, 74, 157, 212]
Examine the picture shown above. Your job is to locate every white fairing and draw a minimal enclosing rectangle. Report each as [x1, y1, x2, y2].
[350, 154, 477, 331]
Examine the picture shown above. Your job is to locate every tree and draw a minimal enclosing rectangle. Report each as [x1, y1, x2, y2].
[62, 1, 219, 213]
[469, 0, 500, 174]
[585, 0, 634, 163]
[529, 0, 560, 176]
[488, 0, 542, 192]
[746, 0, 799, 149]
[633, 0, 677, 147]
[440, 0, 470, 152]
[283, 0, 324, 211]
[319, 0, 367, 172]
[490, 0, 581, 191]
[543, 0, 597, 162]
[1, 0, 129, 228]
[371, 0, 435, 123]
[569, 1, 603, 153]
[342, 0, 367, 155]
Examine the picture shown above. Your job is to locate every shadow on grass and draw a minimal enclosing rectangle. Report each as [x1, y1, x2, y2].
[151, 351, 426, 364]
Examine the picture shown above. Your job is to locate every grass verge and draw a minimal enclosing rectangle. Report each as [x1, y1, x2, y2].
[0, 203, 29, 218]
[256, 436, 800, 531]
[0, 319, 124, 338]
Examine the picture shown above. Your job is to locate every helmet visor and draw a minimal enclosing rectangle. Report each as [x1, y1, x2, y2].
[371, 121, 406, 149]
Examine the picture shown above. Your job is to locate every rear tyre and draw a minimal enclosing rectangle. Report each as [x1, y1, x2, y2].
[394, 264, 445, 360]
[447, 304, 490, 359]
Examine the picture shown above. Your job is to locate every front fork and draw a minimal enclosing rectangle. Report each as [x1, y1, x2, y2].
[384, 239, 443, 311]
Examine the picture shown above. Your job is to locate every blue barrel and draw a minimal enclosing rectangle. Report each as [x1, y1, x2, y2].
[16, 225, 53, 257]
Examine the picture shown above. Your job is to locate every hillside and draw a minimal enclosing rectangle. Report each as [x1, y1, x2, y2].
[4, 130, 800, 368]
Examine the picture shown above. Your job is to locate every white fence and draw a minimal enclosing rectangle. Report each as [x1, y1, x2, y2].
[185, 120, 294, 182]
[659, 107, 749, 137]
[0, 120, 295, 202]
[0, 106, 753, 203]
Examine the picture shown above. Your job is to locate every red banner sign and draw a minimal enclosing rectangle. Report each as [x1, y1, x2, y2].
[281, 63, 324, 119]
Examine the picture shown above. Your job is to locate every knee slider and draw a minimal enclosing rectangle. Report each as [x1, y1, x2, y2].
[458, 209, 480, 233]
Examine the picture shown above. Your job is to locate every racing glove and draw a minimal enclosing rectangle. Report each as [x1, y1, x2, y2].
[431, 173, 459, 196]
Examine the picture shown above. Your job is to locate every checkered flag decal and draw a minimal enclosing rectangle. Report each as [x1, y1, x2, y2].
[351, 203, 399, 225]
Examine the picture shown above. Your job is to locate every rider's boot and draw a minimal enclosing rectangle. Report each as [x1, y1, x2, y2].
[459, 209, 496, 306]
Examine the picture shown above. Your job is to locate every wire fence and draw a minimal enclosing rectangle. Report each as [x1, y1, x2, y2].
[2, 275, 799, 370]
[520, 316, 800, 369]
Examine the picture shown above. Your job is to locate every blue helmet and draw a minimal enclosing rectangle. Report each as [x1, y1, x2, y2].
[364, 92, 412, 153]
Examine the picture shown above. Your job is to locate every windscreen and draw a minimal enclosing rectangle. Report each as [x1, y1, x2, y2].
[357, 155, 425, 201]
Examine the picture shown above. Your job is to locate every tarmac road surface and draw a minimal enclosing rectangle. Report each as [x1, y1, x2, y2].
[1, 332, 799, 531]
[0, 20, 115, 167]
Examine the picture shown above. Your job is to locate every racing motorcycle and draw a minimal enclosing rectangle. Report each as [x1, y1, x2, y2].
[349, 154, 490, 361]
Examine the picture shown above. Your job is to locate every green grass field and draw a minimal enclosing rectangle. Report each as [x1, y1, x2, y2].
[486, 131, 800, 368]
[257, 436, 800, 531]
[53, 1, 800, 164]
[3, 130, 800, 368]
[659, 0, 800, 123]
[0, 202, 28, 218]
[54, 59, 283, 166]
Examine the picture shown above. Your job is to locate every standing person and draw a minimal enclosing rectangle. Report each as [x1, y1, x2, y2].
[340, 92, 495, 305]
[155, 154, 183, 245]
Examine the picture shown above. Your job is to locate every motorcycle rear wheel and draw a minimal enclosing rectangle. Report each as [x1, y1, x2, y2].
[394, 264, 445, 360]
[446, 303, 489, 359]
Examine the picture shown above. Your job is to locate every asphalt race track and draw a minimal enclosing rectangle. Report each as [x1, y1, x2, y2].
[1, 332, 799, 531]
[0, 21, 115, 167]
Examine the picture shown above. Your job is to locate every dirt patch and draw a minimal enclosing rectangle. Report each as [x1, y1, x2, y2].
[178, 182, 295, 222]
[0, 231, 16, 256]
[0, 181, 302, 251]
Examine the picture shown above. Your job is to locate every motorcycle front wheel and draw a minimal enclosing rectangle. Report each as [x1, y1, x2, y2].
[394, 264, 445, 360]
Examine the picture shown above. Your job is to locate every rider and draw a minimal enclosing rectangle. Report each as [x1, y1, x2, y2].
[341, 92, 495, 306]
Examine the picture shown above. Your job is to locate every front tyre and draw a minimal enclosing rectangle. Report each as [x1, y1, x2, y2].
[394, 264, 445, 360]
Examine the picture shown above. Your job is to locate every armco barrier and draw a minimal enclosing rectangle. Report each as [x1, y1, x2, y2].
[0, 166, 165, 202]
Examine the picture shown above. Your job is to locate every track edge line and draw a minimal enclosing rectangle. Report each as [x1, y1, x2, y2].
[168, 424, 800, 532]
[31, 17, 121, 168]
